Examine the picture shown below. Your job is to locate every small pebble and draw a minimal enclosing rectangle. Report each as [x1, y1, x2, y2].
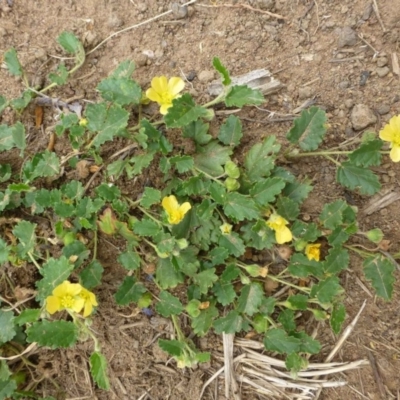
[198, 70, 214, 83]
[186, 70, 196, 81]
[376, 57, 388, 67]
[135, 54, 147, 67]
[338, 26, 358, 48]
[344, 99, 354, 109]
[376, 104, 390, 115]
[298, 86, 313, 100]
[351, 104, 377, 130]
[108, 15, 123, 28]
[376, 67, 390, 78]
[171, 3, 188, 19]
[339, 81, 350, 89]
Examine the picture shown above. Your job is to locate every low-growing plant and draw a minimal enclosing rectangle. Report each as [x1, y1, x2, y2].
[0, 32, 398, 397]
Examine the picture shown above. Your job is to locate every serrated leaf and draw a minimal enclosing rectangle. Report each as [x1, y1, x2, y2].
[278, 309, 296, 332]
[225, 85, 264, 107]
[208, 247, 229, 267]
[90, 352, 110, 390]
[111, 60, 135, 78]
[286, 353, 308, 375]
[158, 339, 185, 357]
[291, 221, 321, 242]
[118, 251, 141, 271]
[194, 140, 232, 177]
[4, 48, 23, 76]
[219, 232, 245, 257]
[114, 276, 146, 305]
[282, 180, 313, 204]
[0, 360, 11, 381]
[212, 281, 236, 306]
[10, 90, 32, 111]
[23, 151, 60, 182]
[49, 64, 68, 85]
[250, 177, 286, 205]
[319, 200, 347, 229]
[218, 115, 242, 146]
[11, 122, 26, 153]
[330, 303, 346, 334]
[310, 276, 342, 304]
[80, 261, 104, 289]
[14, 309, 41, 326]
[139, 187, 161, 209]
[237, 283, 264, 316]
[363, 256, 395, 300]
[13, 220, 36, 258]
[156, 257, 184, 289]
[0, 379, 17, 399]
[244, 136, 280, 181]
[57, 31, 83, 54]
[209, 181, 227, 204]
[212, 57, 231, 85]
[97, 77, 141, 106]
[182, 120, 212, 144]
[0, 96, 7, 113]
[191, 305, 218, 336]
[170, 155, 194, 173]
[263, 329, 300, 354]
[86, 103, 129, 148]
[0, 125, 15, 151]
[132, 218, 160, 237]
[0, 164, 11, 183]
[0, 238, 9, 264]
[214, 310, 247, 334]
[155, 291, 183, 317]
[240, 220, 275, 250]
[348, 139, 383, 167]
[192, 268, 218, 294]
[287, 294, 308, 310]
[36, 256, 74, 304]
[223, 192, 259, 222]
[327, 226, 350, 247]
[127, 151, 155, 177]
[323, 247, 349, 275]
[0, 310, 16, 344]
[288, 253, 322, 278]
[165, 93, 210, 128]
[294, 331, 321, 354]
[286, 106, 327, 150]
[337, 162, 380, 195]
[276, 197, 300, 220]
[26, 320, 78, 348]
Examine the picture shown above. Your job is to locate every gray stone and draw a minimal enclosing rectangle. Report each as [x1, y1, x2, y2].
[376, 67, 390, 78]
[198, 70, 214, 83]
[376, 104, 390, 115]
[350, 104, 377, 130]
[339, 81, 350, 89]
[171, 3, 188, 19]
[344, 99, 354, 109]
[108, 15, 123, 28]
[377, 57, 388, 67]
[256, 0, 275, 10]
[298, 86, 313, 100]
[338, 26, 358, 48]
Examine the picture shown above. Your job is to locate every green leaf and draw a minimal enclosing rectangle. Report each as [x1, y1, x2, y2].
[286, 106, 327, 151]
[127, 151, 155, 177]
[191, 305, 218, 336]
[110, 60, 135, 78]
[118, 251, 141, 271]
[214, 310, 248, 334]
[294, 331, 321, 354]
[0, 379, 17, 399]
[158, 339, 184, 357]
[219, 232, 245, 257]
[36, 256, 74, 304]
[10, 90, 32, 111]
[0, 96, 7, 113]
[138, 187, 161, 209]
[182, 120, 212, 144]
[327, 226, 350, 247]
[348, 139, 383, 167]
[183, 177, 208, 196]
[319, 200, 348, 229]
[288, 253, 322, 278]
[0, 239, 9, 265]
[291, 221, 321, 242]
[252, 314, 269, 333]
[225, 85, 264, 107]
[323, 247, 349, 275]
[11, 122, 26, 153]
[156, 258, 184, 289]
[170, 155, 194, 173]
[12, 220, 36, 258]
[192, 268, 218, 294]
[194, 140, 232, 177]
[223, 192, 259, 222]
[282, 180, 313, 204]
[165, 93, 210, 128]
[26, 320, 78, 348]
[287, 294, 308, 310]
[155, 291, 183, 317]
[237, 283, 264, 316]
[14, 309, 41, 326]
[208, 247, 229, 266]
[114, 276, 146, 305]
[0, 310, 16, 344]
[4, 48, 23, 76]
[259, 297, 276, 315]
[0, 164, 11, 183]
[285, 353, 308, 375]
[250, 177, 286, 205]
[90, 352, 110, 390]
[218, 115, 242, 147]
[310, 276, 342, 304]
[86, 103, 129, 148]
[97, 77, 141, 106]
[330, 303, 346, 334]
[263, 329, 300, 354]
[133, 218, 160, 237]
[0, 360, 11, 381]
[57, 31, 83, 54]
[278, 309, 296, 332]
[0, 125, 14, 151]
[212, 57, 231, 86]
[212, 281, 236, 306]
[209, 181, 227, 204]
[244, 136, 280, 181]
[337, 162, 380, 195]
[49, 64, 68, 85]
[363, 256, 395, 300]
[23, 151, 60, 182]
[276, 197, 300, 220]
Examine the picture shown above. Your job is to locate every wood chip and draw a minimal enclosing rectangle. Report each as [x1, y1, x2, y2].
[362, 190, 400, 215]
[392, 52, 399, 76]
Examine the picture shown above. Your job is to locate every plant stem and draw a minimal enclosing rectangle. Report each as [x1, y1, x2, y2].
[171, 315, 185, 342]
[27, 252, 41, 271]
[92, 230, 98, 261]
[288, 150, 352, 158]
[267, 274, 311, 294]
[193, 167, 225, 185]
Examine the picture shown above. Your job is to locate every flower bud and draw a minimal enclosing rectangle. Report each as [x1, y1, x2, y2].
[224, 177, 240, 191]
[224, 160, 240, 179]
[366, 228, 384, 243]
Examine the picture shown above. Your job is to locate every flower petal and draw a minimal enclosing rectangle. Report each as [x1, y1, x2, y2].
[168, 77, 185, 96]
[46, 296, 61, 314]
[83, 301, 93, 317]
[151, 76, 168, 93]
[275, 227, 292, 244]
[162, 195, 179, 214]
[178, 202, 191, 215]
[71, 297, 85, 313]
[146, 88, 162, 104]
[390, 145, 400, 162]
[379, 124, 395, 142]
[160, 103, 171, 115]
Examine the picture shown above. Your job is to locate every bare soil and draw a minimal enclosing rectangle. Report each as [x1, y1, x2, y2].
[1, 1, 400, 399]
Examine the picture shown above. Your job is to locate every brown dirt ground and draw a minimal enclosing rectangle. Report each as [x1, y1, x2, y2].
[1, 0, 400, 399]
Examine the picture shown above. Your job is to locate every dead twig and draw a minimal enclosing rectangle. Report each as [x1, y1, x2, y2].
[366, 349, 386, 399]
[372, 0, 387, 32]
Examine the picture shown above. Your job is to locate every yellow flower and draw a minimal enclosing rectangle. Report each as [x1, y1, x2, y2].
[146, 76, 185, 115]
[79, 287, 98, 317]
[266, 213, 292, 244]
[305, 243, 321, 261]
[46, 281, 84, 315]
[220, 223, 233, 235]
[79, 118, 88, 127]
[162, 195, 191, 224]
[379, 115, 400, 162]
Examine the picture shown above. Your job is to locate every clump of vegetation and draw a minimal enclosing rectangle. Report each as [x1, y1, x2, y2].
[0, 32, 397, 398]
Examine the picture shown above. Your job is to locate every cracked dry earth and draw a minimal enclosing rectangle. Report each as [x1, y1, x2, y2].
[1, 0, 400, 399]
